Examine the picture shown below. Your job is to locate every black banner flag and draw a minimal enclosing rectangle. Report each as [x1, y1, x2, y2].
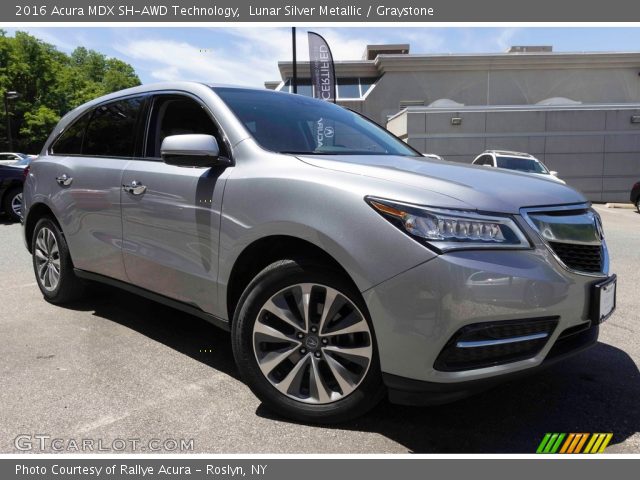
[308, 32, 336, 103]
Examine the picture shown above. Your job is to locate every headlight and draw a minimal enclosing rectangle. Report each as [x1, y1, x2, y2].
[367, 197, 530, 252]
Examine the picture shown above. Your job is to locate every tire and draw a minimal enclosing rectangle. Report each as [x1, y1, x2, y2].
[31, 216, 85, 304]
[232, 258, 385, 424]
[3, 186, 22, 222]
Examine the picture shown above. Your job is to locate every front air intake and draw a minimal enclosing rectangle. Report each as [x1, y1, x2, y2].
[434, 317, 559, 372]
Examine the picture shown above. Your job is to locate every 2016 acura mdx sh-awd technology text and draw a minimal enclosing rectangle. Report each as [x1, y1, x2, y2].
[22, 83, 616, 423]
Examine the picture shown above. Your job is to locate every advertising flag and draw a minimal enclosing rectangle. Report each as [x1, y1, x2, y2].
[308, 32, 336, 102]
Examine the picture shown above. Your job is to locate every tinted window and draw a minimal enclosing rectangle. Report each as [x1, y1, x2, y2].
[50, 113, 90, 155]
[337, 78, 360, 99]
[146, 96, 225, 158]
[83, 97, 144, 157]
[496, 156, 547, 174]
[214, 87, 418, 156]
[476, 155, 493, 166]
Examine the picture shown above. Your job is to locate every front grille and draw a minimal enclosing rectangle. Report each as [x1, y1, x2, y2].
[434, 317, 559, 372]
[548, 241, 603, 273]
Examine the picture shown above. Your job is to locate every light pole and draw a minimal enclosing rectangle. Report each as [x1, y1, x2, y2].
[4, 91, 20, 151]
[291, 27, 297, 94]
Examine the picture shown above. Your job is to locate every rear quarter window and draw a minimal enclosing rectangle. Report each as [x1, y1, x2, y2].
[50, 114, 90, 155]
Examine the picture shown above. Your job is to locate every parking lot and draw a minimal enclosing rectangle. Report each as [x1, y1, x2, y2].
[0, 205, 638, 454]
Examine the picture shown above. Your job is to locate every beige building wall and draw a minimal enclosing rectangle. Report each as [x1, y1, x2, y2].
[388, 105, 640, 202]
[274, 50, 640, 202]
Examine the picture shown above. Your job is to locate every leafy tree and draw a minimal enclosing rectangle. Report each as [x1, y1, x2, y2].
[19, 105, 59, 147]
[0, 30, 141, 153]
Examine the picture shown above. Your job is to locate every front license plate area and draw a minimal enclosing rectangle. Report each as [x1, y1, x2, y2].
[591, 274, 616, 324]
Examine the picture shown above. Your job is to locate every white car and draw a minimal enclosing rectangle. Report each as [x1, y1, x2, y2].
[472, 150, 565, 184]
[0, 152, 30, 166]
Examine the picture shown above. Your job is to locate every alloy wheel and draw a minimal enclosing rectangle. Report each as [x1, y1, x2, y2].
[34, 227, 61, 292]
[11, 192, 22, 218]
[252, 283, 373, 404]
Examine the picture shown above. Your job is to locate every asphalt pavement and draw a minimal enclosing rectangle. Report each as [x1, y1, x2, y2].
[0, 205, 638, 453]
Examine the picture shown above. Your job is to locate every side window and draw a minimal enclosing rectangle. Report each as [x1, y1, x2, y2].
[83, 96, 145, 157]
[145, 95, 227, 158]
[50, 113, 91, 155]
[476, 155, 493, 166]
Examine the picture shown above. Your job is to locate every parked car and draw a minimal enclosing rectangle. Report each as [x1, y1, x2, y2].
[472, 150, 565, 184]
[0, 152, 30, 166]
[0, 156, 30, 221]
[23, 83, 616, 423]
[631, 181, 640, 212]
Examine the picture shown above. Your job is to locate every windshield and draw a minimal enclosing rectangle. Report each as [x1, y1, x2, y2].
[213, 87, 419, 156]
[496, 156, 548, 174]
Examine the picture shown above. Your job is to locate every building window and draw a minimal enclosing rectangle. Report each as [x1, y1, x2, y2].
[280, 77, 378, 100]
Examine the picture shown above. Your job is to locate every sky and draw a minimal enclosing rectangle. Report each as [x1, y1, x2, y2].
[4, 27, 640, 86]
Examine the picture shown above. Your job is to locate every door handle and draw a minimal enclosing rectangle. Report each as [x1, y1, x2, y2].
[123, 180, 147, 195]
[55, 174, 73, 186]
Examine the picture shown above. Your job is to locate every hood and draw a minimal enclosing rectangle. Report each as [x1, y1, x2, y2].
[297, 155, 586, 214]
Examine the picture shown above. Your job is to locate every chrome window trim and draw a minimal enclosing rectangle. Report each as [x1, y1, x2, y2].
[520, 203, 609, 278]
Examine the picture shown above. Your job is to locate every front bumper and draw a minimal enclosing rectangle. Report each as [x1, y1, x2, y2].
[383, 323, 598, 406]
[362, 222, 612, 402]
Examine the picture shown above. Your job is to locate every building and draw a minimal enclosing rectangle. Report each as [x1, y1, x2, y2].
[267, 44, 640, 202]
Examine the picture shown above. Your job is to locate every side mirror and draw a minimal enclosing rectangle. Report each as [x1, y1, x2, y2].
[550, 170, 558, 176]
[160, 134, 228, 168]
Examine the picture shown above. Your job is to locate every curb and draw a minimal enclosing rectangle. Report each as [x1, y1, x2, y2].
[604, 203, 635, 209]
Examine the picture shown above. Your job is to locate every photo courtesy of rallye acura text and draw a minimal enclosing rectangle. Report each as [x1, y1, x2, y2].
[21, 82, 616, 423]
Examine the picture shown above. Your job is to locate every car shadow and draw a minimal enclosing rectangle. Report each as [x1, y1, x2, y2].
[62, 286, 639, 453]
[0, 214, 19, 225]
[256, 341, 640, 453]
[64, 284, 239, 380]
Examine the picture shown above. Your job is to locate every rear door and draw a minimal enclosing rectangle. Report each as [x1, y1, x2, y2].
[120, 92, 232, 313]
[47, 95, 147, 281]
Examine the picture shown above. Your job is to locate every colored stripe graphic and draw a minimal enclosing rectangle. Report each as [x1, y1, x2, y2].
[574, 433, 589, 453]
[537, 433, 612, 453]
[584, 433, 614, 453]
[537, 433, 552, 453]
[537, 433, 565, 453]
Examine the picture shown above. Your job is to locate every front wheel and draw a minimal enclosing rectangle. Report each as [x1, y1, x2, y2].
[232, 259, 385, 423]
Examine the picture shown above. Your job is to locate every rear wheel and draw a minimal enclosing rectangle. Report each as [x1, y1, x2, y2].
[31, 217, 85, 304]
[232, 259, 385, 423]
[3, 186, 22, 222]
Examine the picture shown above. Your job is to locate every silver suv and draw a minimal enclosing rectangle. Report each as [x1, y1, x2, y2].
[23, 83, 616, 423]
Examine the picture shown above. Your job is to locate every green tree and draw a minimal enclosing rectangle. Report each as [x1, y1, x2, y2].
[19, 105, 59, 147]
[0, 30, 141, 152]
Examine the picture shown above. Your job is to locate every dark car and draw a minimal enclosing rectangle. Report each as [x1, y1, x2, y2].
[0, 157, 30, 221]
[631, 182, 640, 212]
